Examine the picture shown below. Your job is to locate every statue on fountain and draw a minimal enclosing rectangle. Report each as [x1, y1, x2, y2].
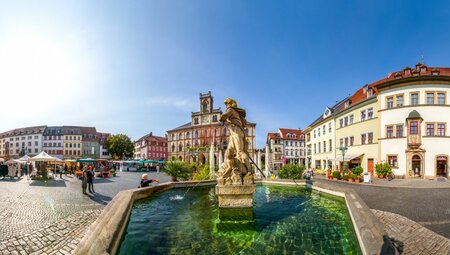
[216, 98, 256, 208]
[217, 98, 254, 186]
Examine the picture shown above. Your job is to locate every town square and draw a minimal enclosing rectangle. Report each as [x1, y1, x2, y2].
[1, 1, 450, 255]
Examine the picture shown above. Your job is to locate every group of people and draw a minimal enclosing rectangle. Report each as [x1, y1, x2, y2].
[81, 166, 95, 195]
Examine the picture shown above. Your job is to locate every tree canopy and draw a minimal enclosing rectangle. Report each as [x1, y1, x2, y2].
[106, 134, 134, 160]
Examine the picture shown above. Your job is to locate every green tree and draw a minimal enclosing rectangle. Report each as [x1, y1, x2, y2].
[106, 134, 134, 160]
[163, 161, 193, 181]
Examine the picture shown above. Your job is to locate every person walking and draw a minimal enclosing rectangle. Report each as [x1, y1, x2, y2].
[87, 166, 95, 193]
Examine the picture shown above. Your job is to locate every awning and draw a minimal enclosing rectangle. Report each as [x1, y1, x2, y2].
[333, 154, 364, 162]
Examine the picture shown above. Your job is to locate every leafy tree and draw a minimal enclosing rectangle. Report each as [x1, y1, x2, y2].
[163, 161, 193, 181]
[278, 164, 305, 179]
[106, 134, 134, 160]
[352, 166, 363, 176]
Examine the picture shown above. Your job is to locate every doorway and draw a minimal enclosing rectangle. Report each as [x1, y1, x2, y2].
[436, 156, 448, 177]
[368, 158, 374, 177]
[412, 155, 422, 177]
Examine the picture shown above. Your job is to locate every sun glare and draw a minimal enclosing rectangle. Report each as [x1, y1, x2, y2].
[0, 31, 90, 118]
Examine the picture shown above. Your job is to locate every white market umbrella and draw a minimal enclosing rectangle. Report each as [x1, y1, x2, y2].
[30, 151, 62, 177]
[18, 155, 31, 162]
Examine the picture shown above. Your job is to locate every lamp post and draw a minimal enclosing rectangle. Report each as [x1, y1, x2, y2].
[338, 146, 348, 175]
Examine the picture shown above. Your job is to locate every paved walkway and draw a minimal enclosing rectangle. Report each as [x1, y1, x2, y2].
[373, 209, 450, 255]
[0, 172, 170, 255]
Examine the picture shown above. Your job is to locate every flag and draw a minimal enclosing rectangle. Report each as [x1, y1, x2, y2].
[203, 129, 207, 145]
[194, 129, 197, 146]
[212, 128, 216, 145]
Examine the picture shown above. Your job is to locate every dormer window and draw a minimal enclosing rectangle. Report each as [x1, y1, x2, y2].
[286, 134, 291, 138]
[344, 101, 350, 108]
[367, 88, 373, 98]
[293, 134, 296, 139]
[394, 72, 402, 79]
[420, 67, 427, 73]
[431, 69, 440, 76]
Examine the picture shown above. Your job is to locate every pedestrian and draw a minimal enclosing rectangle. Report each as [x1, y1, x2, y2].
[87, 166, 95, 193]
[59, 165, 63, 178]
[64, 164, 68, 176]
[81, 171, 88, 195]
[138, 174, 158, 188]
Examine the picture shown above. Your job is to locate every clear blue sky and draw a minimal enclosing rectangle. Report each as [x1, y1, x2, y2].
[1, 0, 449, 148]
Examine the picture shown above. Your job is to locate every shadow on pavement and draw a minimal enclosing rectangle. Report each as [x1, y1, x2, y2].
[93, 178, 114, 183]
[0, 177, 23, 182]
[87, 192, 112, 205]
[29, 179, 67, 187]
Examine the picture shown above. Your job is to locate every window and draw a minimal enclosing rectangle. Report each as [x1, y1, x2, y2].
[328, 123, 332, 133]
[344, 137, 348, 147]
[386, 126, 393, 138]
[349, 115, 354, 124]
[350, 136, 354, 146]
[426, 124, 435, 136]
[361, 110, 366, 121]
[410, 121, 418, 135]
[361, 133, 367, 144]
[396, 95, 403, 107]
[313, 130, 316, 138]
[396, 125, 403, 137]
[318, 143, 321, 153]
[368, 132, 373, 144]
[437, 123, 445, 136]
[212, 115, 218, 122]
[387, 155, 398, 168]
[329, 139, 332, 152]
[438, 93, 445, 105]
[427, 93, 435, 104]
[314, 144, 316, 154]
[387, 97, 394, 109]
[339, 138, 343, 147]
[194, 118, 199, 125]
[318, 128, 321, 137]
[339, 119, 343, 128]
[367, 108, 373, 119]
[323, 141, 326, 152]
[344, 116, 348, 126]
[323, 125, 325, 135]
[410, 93, 419, 105]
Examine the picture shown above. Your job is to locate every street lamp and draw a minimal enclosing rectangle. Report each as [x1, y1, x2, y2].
[338, 146, 348, 175]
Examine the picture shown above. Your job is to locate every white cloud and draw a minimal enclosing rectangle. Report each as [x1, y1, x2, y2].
[143, 96, 197, 111]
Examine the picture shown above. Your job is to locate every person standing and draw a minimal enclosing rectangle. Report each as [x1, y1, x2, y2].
[81, 171, 88, 194]
[87, 166, 95, 193]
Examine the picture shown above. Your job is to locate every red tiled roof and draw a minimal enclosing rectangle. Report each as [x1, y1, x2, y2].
[267, 133, 281, 140]
[278, 128, 303, 140]
[373, 64, 450, 89]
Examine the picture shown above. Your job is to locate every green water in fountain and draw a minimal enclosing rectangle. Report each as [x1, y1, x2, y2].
[119, 185, 361, 255]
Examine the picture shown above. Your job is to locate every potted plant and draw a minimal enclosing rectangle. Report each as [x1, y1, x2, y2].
[375, 163, 384, 178]
[332, 171, 341, 180]
[349, 173, 359, 182]
[352, 166, 363, 183]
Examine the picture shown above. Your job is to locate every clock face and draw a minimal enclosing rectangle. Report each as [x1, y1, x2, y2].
[202, 116, 209, 123]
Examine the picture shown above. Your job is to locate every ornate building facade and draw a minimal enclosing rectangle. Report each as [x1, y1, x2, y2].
[167, 92, 256, 167]
[133, 132, 168, 160]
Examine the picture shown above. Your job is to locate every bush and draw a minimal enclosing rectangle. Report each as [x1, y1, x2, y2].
[163, 161, 193, 181]
[278, 164, 305, 179]
[348, 173, 358, 180]
[192, 164, 210, 180]
[332, 171, 341, 179]
[342, 175, 349, 181]
[352, 166, 363, 176]
[375, 162, 392, 177]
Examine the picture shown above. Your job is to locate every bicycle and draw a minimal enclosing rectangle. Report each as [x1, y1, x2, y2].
[387, 172, 395, 181]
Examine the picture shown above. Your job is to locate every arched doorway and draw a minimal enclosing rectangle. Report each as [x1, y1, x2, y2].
[199, 154, 206, 165]
[436, 155, 448, 177]
[412, 155, 422, 177]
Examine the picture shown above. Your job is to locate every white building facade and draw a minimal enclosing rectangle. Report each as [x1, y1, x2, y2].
[377, 64, 450, 178]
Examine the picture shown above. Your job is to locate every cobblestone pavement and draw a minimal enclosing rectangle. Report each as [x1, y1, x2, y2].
[373, 209, 450, 255]
[0, 208, 102, 255]
[312, 177, 450, 239]
[0, 171, 171, 254]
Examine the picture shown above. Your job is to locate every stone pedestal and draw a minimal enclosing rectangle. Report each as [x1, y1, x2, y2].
[215, 184, 256, 208]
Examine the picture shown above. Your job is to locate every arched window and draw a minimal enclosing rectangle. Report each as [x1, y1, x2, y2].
[171, 144, 175, 152]
[178, 143, 183, 152]
[293, 134, 296, 139]
[172, 134, 175, 141]
[178, 133, 182, 140]
[287, 134, 291, 138]
[245, 128, 249, 136]
[203, 102, 208, 112]
[186, 132, 190, 139]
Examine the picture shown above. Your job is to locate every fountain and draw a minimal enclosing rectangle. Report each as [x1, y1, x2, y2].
[74, 97, 378, 255]
[215, 98, 256, 208]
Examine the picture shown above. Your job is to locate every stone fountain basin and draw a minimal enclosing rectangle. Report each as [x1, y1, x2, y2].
[73, 180, 387, 255]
